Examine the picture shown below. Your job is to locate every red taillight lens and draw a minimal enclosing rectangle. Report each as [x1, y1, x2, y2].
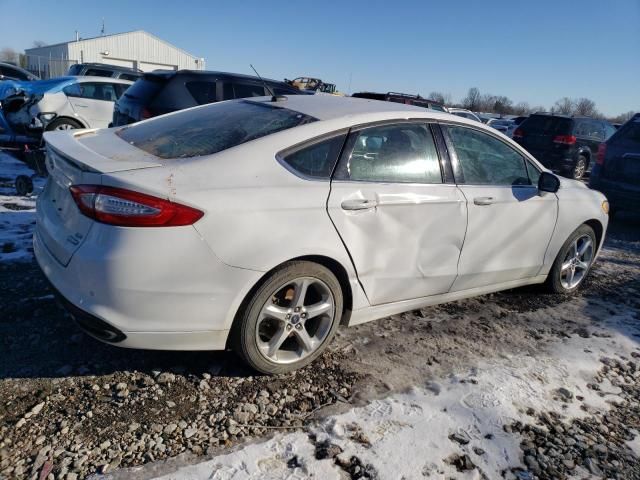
[69, 185, 203, 227]
[553, 135, 577, 145]
[596, 143, 607, 165]
[140, 107, 154, 120]
[513, 128, 524, 139]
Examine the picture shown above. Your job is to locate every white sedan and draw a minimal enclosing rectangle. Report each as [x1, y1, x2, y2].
[35, 95, 609, 374]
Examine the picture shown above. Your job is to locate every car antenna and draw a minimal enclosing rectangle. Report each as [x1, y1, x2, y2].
[250, 64, 285, 102]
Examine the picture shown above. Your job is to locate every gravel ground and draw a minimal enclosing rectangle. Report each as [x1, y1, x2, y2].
[1, 155, 639, 479]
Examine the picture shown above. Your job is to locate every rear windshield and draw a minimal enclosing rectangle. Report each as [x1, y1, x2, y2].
[520, 115, 571, 135]
[116, 100, 317, 159]
[122, 76, 164, 102]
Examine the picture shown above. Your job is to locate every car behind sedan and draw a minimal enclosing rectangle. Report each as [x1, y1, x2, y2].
[590, 114, 640, 215]
[35, 95, 609, 374]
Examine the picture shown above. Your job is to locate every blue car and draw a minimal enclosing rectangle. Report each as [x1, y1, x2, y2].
[590, 114, 640, 215]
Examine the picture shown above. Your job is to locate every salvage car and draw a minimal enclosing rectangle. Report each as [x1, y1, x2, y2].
[0, 76, 132, 149]
[35, 95, 609, 374]
[590, 113, 640, 215]
[112, 70, 304, 126]
[513, 113, 616, 180]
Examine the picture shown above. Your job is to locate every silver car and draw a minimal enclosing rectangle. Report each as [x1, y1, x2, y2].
[1, 76, 132, 132]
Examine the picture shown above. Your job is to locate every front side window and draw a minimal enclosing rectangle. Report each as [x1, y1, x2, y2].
[334, 123, 442, 184]
[280, 134, 346, 179]
[117, 100, 317, 159]
[447, 125, 530, 186]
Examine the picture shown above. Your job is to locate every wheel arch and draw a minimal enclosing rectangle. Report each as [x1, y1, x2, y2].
[584, 218, 604, 250]
[226, 254, 354, 349]
[45, 116, 86, 131]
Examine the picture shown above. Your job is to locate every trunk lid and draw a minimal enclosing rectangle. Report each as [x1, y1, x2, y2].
[37, 129, 162, 266]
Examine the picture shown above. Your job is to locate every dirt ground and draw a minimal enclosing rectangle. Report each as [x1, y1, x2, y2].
[1, 183, 639, 479]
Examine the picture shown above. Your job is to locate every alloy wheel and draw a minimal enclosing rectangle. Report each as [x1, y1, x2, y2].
[55, 123, 75, 130]
[255, 277, 335, 364]
[560, 234, 594, 289]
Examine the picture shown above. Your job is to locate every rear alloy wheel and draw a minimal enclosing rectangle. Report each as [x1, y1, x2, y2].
[232, 261, 343, 374]
[572, 155, 588, 180]
[547, 225, 596, 294]
[46, 118, 83, 131]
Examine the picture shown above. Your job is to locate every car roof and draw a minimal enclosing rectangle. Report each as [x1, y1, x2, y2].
[245, 94, 459, 123]
[71, 76, 134, 84]
[146, 69, 289, 85]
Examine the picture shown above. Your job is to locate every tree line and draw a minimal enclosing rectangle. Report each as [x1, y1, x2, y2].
[429, 87, 635, 124]
[0, 45, 635, 124]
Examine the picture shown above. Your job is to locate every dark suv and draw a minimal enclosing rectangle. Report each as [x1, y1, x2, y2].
[112, 70, 305, 126]
[351, 91, 447, 112]
[513, 113, 616, 179]
[67, 63, 142, 81]
[589, 114, 640, 215]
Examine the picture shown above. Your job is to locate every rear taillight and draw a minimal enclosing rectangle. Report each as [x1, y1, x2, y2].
[553, 135, 577, 145]
[69, 185, 203, 227]
[513, 128, 524, 139]
[596, 143, 607, 165]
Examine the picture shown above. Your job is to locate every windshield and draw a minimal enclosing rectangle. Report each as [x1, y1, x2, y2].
[116, 100, 317, 159]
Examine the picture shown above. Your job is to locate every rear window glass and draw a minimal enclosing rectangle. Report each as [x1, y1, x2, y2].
[615, 121, 640, 145]
[123, 77, 164, 101]
[520, 115, 571, 135]
[186, 81, 218, 104]
[117, 100, 317, 159]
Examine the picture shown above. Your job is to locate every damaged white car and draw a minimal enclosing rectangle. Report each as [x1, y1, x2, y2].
[0, 76, 132, 148]
[35, 95, 609, 374]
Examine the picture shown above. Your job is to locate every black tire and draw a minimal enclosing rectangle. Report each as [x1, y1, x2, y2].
[546, 224, 597, 294]
[45, 118, 83, 131]
[231, 261, 343, 375]
[571, 155, 588, 180]
[15, 175, 34, 196]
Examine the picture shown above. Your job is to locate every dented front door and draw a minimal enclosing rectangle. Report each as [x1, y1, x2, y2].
[327, 122, 467, 305]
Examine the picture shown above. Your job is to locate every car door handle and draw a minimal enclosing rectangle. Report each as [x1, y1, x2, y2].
[73, 103, 88, 108]
[341, 199, 378, 211]
[473, 196, 494, 206]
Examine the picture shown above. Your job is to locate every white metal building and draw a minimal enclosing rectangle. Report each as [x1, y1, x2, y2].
[25, 30, 205, 78]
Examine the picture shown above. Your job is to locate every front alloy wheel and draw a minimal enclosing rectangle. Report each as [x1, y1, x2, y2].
[547, 224, 596, 293]
[232, 261, 343, 374]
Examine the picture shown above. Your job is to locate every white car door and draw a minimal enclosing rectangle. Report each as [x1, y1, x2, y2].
[64, 82, 119, 128]
[327, 122, 467, 305]
[442, 124, 558, 291]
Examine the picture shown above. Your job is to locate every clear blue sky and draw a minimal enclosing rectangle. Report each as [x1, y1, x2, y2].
[1, 0, 638, 116]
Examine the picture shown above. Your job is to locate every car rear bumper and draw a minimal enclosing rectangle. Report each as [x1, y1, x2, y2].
[33, 222, 263, 350]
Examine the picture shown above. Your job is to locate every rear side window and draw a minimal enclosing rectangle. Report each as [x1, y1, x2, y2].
[186, 81, 218, 104]
[334, 123, 442, 184]
[117, 100, 317, 159]
[64, 82, 118, 101]
[520, 115, 571, 135]
[447, 126, 530, 186]
[280, 134, 346, 179]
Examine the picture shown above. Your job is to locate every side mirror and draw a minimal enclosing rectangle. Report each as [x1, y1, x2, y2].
[538, 171, 560, 193]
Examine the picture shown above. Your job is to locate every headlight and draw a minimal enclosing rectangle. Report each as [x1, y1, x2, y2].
[602, 200, 609, 214]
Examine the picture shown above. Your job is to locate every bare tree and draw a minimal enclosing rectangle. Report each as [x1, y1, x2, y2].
[493, 96, 513, 115]
[462, 87, 481, 111]
[32, 40, 47, 48]
[428, 91, 452, 105]
[0, 47, 18, 63]
[574, 98, 598, 117]
[609, 111, 636, 124]
[553, 97, 575, 115]
[513, 102, 530, 116]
